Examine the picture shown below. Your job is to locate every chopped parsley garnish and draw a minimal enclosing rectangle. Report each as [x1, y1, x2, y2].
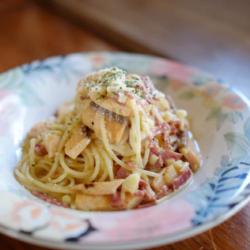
[79, 67, 162, 101]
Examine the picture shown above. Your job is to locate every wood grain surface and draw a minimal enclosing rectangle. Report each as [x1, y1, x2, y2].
[0, 0, 116, 72]
[44, 0, 250, 98]
[0, 1, 249, 250]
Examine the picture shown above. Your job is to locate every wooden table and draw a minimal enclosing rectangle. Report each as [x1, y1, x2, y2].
[0, 1, 249, 249]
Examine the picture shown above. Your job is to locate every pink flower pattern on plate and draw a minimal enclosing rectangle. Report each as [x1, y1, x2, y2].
[85, 199, 194, 242]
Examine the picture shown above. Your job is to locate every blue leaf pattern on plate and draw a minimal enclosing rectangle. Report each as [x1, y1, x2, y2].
[189, 157, 250, 225]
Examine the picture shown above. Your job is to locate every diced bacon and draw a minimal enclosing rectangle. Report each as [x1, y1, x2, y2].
[34, 144, 47, 156]
[152, 123, 172, 149]
[137, 179, 156, 204]
[156, 185, 169, 199]
[139, 179, 147, 190]
[161, 150, 182, 161]
[111, 192, 124, 209]
[134, 190, 156, 208]
[149, 146, 182, 169]
[115, 166, 130, 178]
[128, 179, 158, 208]
[169, 169, 192, 190]
[135, 190, 145, 197]
[150, 143, 160, 156]
[153, 123, 170, 137]
[144, 191, 156, 203]
[153, 157, 164, 169]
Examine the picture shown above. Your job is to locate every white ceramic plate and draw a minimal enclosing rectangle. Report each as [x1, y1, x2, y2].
[0, 52, 249, 250]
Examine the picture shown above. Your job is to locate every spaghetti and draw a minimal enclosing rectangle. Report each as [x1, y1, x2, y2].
[15, 67, 200, 211]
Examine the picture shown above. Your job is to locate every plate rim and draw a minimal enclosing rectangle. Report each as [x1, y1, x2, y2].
[0, 51, 250, 249]
[0, 195, 249, 250]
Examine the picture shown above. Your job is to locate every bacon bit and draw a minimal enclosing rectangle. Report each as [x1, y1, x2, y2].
[153, 123, 170, 144]
[111, 192, 124, 209]
[149, 144, 164, 169]
[150, 145, 160, 156]
[34, 144, 47, 156]
[151, 122, 171, 149]
[143, 192, 156, 203]
[31, 191, 68, 208]
[134, 180, 158, 208]
[169, 169, 192, 190]
[137, 180, 156, 204]
[135, 190, 145, 197]
[156, 185, 169, 199]
[153, 123, 170, 136]
[115, 166, 130, 179]
[153, 157, 164, 169]
[139, 179, 147, 190]
[149, 146, 182, 169]
[161, 150, 182, 161]
[134, 190, 156, 209]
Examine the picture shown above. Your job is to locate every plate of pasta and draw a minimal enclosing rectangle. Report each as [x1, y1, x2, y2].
[0, 52, 249, 250]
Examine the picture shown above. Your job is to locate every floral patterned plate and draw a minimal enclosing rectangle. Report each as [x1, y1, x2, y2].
[0, 52, 250, 250]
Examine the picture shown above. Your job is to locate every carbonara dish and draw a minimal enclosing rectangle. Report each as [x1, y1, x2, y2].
[15, 67, 200, 211]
